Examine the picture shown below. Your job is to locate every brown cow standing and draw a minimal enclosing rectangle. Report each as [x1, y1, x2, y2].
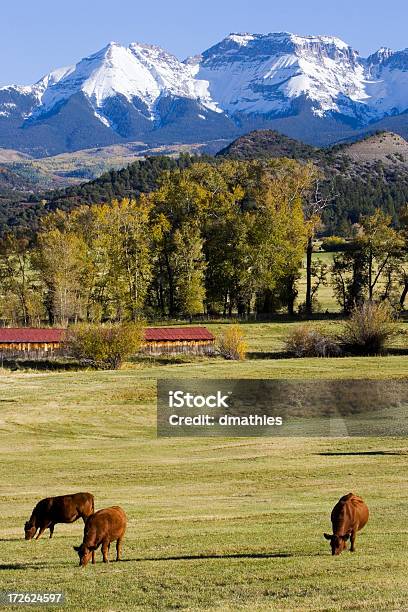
[73, 506, 127, 567]
[324, 493, 369, 555]
[24, 493, 94, 540]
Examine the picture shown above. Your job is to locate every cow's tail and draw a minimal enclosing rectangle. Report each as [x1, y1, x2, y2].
[91, 494, 95, 514]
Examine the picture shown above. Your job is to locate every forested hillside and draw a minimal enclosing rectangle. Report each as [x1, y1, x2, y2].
[0, 155, 200, 236]
[45, 130, 408, 236]
[46, 153, 201, 207]
[218, 130, 408, 234]
[1, 130, 408, 236]
[322, 161, 408, 232]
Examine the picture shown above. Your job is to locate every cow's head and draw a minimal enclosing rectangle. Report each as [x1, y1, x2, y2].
[24, 521, 36, 541]
[73, 543, 94, 566]
[324, 533, 350, 555]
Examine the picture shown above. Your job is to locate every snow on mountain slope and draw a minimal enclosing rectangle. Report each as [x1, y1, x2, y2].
[0, 66, 74, 112]
[128, 43, 219, 112]
[36, 43, 159, 121]
[29, 41, 218, 125]
[365, 49, 408, 116]
[190, 32, 373, 120]
[34, 66, 76, 98]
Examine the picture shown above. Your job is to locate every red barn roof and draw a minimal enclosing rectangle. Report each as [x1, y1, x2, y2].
[144, 327, 214, 342]
[0, 326, 214, 344]
[0, 328, 65, 343]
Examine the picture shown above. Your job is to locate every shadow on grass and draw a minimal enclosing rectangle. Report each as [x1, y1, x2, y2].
[123, 552, 292, 563]
[0, 560, 73, 571]
[0, 359, 87, 372]
[247, 351, 289, 360]
[131, 355, 197, 366]
[0, 537, 22, 542]
[318, 451, 406, 456]
[0, 562, 48, 570]
[0, 553, 296, 571]
[386, 348, 408, 356]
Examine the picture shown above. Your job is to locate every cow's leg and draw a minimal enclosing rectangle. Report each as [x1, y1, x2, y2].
[91, 550, 95, 565]
[101, 541, 109, 563]
[350, 531, 356, 552]
[116, 538, 123, 561]
[49, 524, 55, 538]
[35, 525, 47, 540]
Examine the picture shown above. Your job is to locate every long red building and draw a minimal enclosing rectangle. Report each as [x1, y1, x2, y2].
[0, 328, 65, 356]
[0, 326, 215, 358]
[142, 327, 215, 355]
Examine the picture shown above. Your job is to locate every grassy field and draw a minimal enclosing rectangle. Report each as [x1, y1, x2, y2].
[1, 322, 408, 611]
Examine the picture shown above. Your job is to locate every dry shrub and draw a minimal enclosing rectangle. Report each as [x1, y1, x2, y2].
[217, 324, 247, 360]
[340, 301, 398, 355]
[285, 325, 340, 358]
[67, 322, 145, 369]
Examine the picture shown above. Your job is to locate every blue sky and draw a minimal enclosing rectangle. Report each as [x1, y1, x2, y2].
[1, 0, 407, 85]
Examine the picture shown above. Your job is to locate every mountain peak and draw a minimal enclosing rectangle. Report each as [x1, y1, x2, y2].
[225, 33, 256, 45]
[367, 46, 394, 65]
[21, 37, 221, 131]
[197, 30, 363, 119]
[221, 31, 351, 50]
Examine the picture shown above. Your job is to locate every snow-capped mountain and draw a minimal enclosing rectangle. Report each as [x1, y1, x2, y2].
[32, 42, 220, 123]
[1, 32, 408, 156]
[190, 33, 368, 119]
[191, 32, 408, 124]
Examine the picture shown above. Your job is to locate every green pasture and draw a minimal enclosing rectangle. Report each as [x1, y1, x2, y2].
[1, 322, 408, 611]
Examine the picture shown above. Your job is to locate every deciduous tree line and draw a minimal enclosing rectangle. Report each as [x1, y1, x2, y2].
[0, 158, 406, 325]
[0, 159, 315, 324]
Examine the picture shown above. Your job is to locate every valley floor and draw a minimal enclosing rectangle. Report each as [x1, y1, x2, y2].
[0, 323, 408, 611]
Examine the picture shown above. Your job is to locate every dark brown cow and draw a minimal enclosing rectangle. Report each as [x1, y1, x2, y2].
[24, 493, 94, 540]
[324, 493, 369, 555]
[73, 506, 127, 567]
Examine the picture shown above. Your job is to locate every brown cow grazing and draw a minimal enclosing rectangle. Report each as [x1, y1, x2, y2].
[324, 493, 369, 555]
[24, 493, 94, 540]
[73, 506, 126, 567]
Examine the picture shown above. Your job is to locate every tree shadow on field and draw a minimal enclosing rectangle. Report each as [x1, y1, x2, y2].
[317, 451, 406, 456]
[0, 562, 46, 570]
[0, 538, 23, 542]
[124, 552, 292, 563]
[247, 351, 289, 360]
[0, 561, 71, 571]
